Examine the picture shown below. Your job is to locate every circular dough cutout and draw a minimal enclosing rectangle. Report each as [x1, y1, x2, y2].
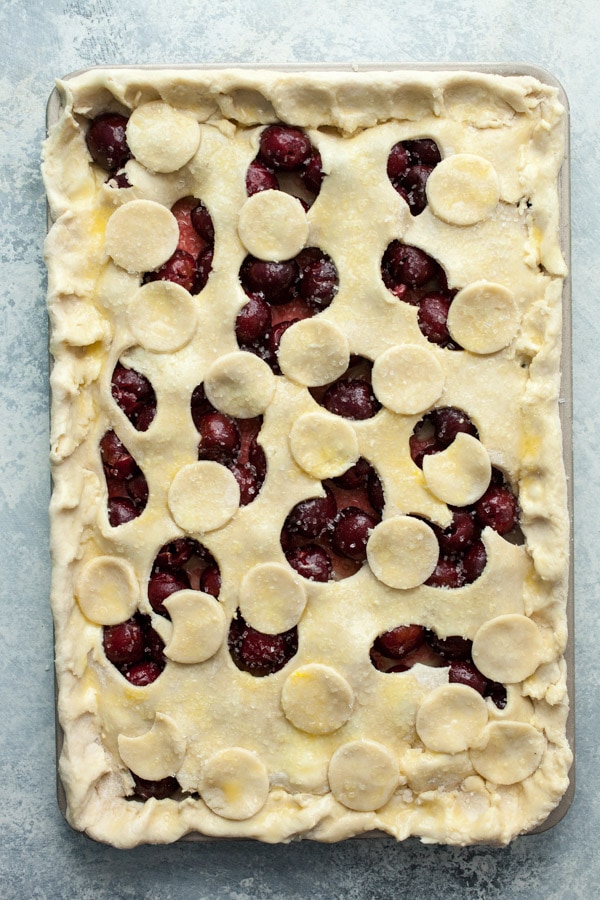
[290, 412, 359, 479]
[372, 344, 445, 414]
[416, 684, 489, 754]
[118, 714, 185, 781]
[105, 199, 179, 273]
[200, 747, 269, 820]
[238, 190, 309, 261]
[76, 556, 139, 626]
[278, 319, 350, 387]
[281, 664, 354, 734]
[168, 461, 240, 533]
[426, 154, 500, 226]
[204, 351, 276, 419]
[447, 281, 520, 354]
[127, 280, 198, 353]
[472, 614, 544, 683]
[470, 721, 546, 785]
[328, 740, 399, 812]
[422, 432, 491, 506]
[163, 590, 227, 664]
[126, 101, 201, 173]
[239, 562, 307, 634]
[367, 516, 439, 590]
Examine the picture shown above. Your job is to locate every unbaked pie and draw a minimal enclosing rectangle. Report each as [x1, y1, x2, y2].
[43, 66, 572, 847]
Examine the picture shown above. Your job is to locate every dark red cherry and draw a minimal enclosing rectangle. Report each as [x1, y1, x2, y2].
[435, 509, 476, 554]
[403, 139, 441, 167]
[259, 125, 312, 171]
[103, 618, 144, 666]
[374, 625, 425, 660]
[323, 377, 380, 420]
[367, 469, 385, 514]
[297, 254, 338, 311]
[331, 507, 377, 561]
[248, 437, 267, 481]
[190, 200, 215, 244]
[425, 556, 465, 589]
[200, 564, 221, 597]
[486, 682, 508, 710]
[387, 143, 410, 179]
[194, 247, 214, 293]
[86, 113, 131, 170]
[100, 431, 137, 478]
[286, 544, 333, 582]
[148, 569, 190, 615]
[462, 540, 487, 583]
[111, 363, 156, 431]
[240, 257, 298, 305]
[382, 242, 436, 290]
[268, 318, 300, 365]
[418, 293, 453, 344]
[400, 164, 433, 215]
[228, 615, 298, 676]
[284, 487, 337, 540]
[145, 249, 196, 293]
[190, 383, 214, 426]
[448, 660, 489, 695]
[246, 159, 279, 195]
[301, 150, 324, 193]
[427, 634, 473, 660]
[409, 432, 443, 468]
[475, 484, 518, 535]
[235, 295, 271, 345]
[197, 412, 241, 466]
[332, 458, 371, 491]
[230, 461, 262, 505]
[132, 774, 178, 801]
[155, 537, 205, 570]
[108, 168, 131, 188]
[125, 661, 162, 686]
[433, 407, 478, 445]
[144, 625, 166, 666]
[108, 498, 138, 527]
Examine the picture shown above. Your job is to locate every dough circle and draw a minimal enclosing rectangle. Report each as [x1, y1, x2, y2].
[238, 190, 309, 261]
[328, 740, 399, 811]
[470, 721, 546, 785]
[426, 153, 500, 226]
[422, 432, 491, 506]
[278, 319, 350, 387]
[372, 344, 445, 414]
[447, 281, 520, 354]
[239, 562, 307, 634]
[168, 461, 240, 533]
[200, 747, 270, 820]
[281, 664, 354, 734]
[127, 280, 198, 353]
[105, 199, 179, 273]
[204, 351, 276, 418]
[416, 684, 489, 754]
[471, 614, 544, 683]
[289, 412, 359, 479]
[118, 714, 186, 782]
[367, 516, 439, 589]
[76, 555, 139, 626]
[163, 590, 227, 664]
[126, 101, 201, 173]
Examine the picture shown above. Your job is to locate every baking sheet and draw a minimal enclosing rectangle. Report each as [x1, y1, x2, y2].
[46, 62, 574, 839]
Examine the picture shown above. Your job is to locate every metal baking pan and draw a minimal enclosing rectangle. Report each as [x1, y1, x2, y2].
[46, 62, 574, 841]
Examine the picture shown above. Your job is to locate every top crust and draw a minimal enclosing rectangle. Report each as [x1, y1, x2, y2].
[43, 67, 571, 849]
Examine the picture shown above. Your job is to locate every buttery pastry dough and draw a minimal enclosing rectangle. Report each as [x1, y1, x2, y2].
[43, 66, 571, 848]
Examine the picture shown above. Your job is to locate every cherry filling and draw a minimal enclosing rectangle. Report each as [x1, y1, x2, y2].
[131, 774, 180, 801]
[103, 612, 166, 684]
[86, 113, 131, 173]
[143, 196, 215, 294]
[370, 625, 507, 708]
[381, 241, 460, 349]
[236, 247, 339, 374]
[409, 406, 479, 468]
[100, 430, 148, 527]
[192, 385, 267, 506]
[111, 362, 157, 431]
[228, 612, 298, 676]
[386, 138, 441, 215]
[311, 356, 380, 421]
[246, 124, 324, 205]
[281, 457, 384, 582]
[149, 537, 220, 617]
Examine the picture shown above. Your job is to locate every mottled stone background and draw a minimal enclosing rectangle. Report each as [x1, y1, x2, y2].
[1, 0, 598, 897]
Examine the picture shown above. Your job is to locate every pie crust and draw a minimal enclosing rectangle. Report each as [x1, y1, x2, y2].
[43, 66, 572, 848]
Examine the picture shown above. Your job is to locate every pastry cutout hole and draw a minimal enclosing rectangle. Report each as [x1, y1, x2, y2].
[100, 430, 149, 527]
[386, 138, 442, 216]
[246, 124, 324, 206]
[148, 537, 222, 617]
[191, 384, 267, 506]
[228, 611, 298, 677]
[370, 625, 507, 709]
[103, 612, 166, 684]
[310, 355, 381, 421]
[142, 196, 214, 294]
[111, 361, 157, 431]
